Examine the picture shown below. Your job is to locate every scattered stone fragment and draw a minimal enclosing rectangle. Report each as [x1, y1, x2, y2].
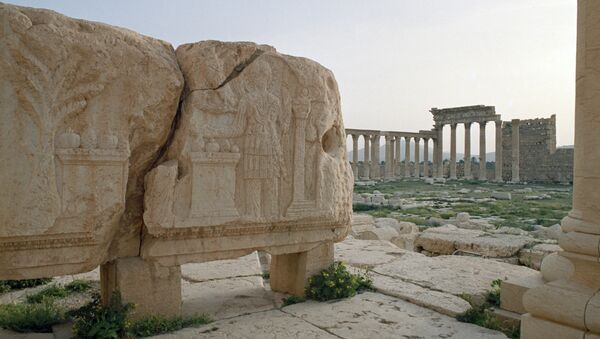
[491, 192, 512, 200]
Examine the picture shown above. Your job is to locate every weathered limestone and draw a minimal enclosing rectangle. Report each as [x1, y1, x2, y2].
[351, 134, 359, 178]
[363, 134, 371, 179]
[414, 137, 420, 177]
[385, 135, 394, 179]
[404, 136, 411, 177]
[511, 119, 520, 183]
[495, 120, 503, 181]
[479, 121, 487, 180]
[394, 136, 401, 177]
[423, 137, 430, 177]
[522, 1, 600, 337]
[371, 134, 381, 179]
[450, 123, 457, 179]
[464, 122, 472, 178]
[0, 3, 183, 279]
[435, 126, 444, 178]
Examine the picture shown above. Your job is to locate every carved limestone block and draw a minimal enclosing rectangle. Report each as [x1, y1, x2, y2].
[0, 3, 183, 279]
[142, 41, 353, 265]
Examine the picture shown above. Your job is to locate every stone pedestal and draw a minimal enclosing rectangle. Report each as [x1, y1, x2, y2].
[521, 1, 600, 337]
[270, 242, 334, 296]
[464, 123, 472, 179]
[101, 257, 182, 319]
[449, 124, 457, 179]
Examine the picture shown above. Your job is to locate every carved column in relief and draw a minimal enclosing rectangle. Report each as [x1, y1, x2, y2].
[449, 123, 457, 179]
[363, 134, 371, 179]
[479, 121, 487, 180]
[464, 122, 472, 179]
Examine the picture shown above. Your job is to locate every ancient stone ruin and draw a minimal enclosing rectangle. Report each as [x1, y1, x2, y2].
[347, 106, 573, 183]
[0, 3, 352, 318]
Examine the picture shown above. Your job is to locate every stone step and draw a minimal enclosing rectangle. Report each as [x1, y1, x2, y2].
[492, 308, 522, 328]
[500, 273, 545, 314]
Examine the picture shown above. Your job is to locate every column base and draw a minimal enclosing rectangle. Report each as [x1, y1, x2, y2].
[521, 313, 591, 339]
[270, 242, 333, 296]
[101, 257, 181, 319]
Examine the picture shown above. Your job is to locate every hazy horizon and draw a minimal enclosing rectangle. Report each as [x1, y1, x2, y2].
[6, 0, 577, 154]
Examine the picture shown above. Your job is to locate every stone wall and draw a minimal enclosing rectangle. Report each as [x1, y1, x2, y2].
[502, 115, 573, 183]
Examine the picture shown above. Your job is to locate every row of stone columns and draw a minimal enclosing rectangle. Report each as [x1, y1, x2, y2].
[432, 120, 503, 181]
[348, 133, 435, 180]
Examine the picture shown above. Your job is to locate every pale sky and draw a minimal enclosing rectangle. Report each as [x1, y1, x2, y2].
[7, 0, 577, 153]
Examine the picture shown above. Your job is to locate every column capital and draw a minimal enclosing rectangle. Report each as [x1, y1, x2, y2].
[495, 120, 502, 127]
[450, 123, 457, 129]
[479, 121, 488, 129]
[464, 121, 472, 128]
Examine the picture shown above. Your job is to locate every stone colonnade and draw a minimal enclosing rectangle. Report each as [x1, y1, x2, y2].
[521, 1, 600, 337]
[347, 129, 436, 180]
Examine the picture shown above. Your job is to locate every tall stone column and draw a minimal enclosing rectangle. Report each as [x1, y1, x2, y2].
[495, 120, 503, 182]
[521, 2, 600, 337]
[464, 122, 472, 179]
[362, 134, 370, 179]
[404, 136, 411, 177]
[449, 123, 457, 179]
[385, 135, 394, 179]
[351, 134, 359, 179]
[370, 134, 380, 179]
[395, 136, 401, 177]
[436, 126, 444, 178]
[479, 121, 487, 180]
[413, 137, 420, 177]
[423, 138, 429, 177]
[511, 119, 520, 183]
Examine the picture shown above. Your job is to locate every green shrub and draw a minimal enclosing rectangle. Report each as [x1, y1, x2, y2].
[0, 300, 66, 333]
[281, 295, 306, 306]
[71, 292, 132, 339]
[352, 203, 376, 212]
[305, 262, 372, 301]
[127, 314, 211, 338]
[0, 278, 52, 293]
[486, 279, 502, 307]
[26, 280, 92, 303]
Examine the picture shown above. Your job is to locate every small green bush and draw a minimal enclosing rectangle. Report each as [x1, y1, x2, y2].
[352, 203, 376, 212]
[0, 300, 66, 333]
[127, 314, 211, 338]
[486, 279, 502, 307]
[305, 262, 372, 301]
[71, 292, 132, 339]
[65, 280, 92, 293]
[281, 295, 306, 306]
[0, 278, 52, 293]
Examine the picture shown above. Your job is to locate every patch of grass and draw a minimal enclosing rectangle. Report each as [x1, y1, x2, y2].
[457, 279, 519, 338]
[0, 300, 66, 333]
[128, 314, 212, 338]
[26, 280, 92, 304]
[305, 262, 373, 302]
[0, 278, 52, 294]
[281, 295, 306, 307]
[352, 203, 377, 212]
[439, 211, 456, 219]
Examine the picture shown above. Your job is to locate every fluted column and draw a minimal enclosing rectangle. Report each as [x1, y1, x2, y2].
[464, 122, 472, 179]
[362, 135, 370, 179]
[449, 123, 457, 179]
[370, 134, 380, 179]
[511, 119, 520, 183]
[435, 126, 444, 178]
[351, 134, 359, 179]
[395, 136, 401, 177]
[423, 138, 429, 177]
[385, 135, 394, 179]
[495, 120, 503, 182]
[479, 121, 487, 180]
[404, 136, 411, 177]
[413, 137, 420, 177]
[521, 2, 600, 337]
